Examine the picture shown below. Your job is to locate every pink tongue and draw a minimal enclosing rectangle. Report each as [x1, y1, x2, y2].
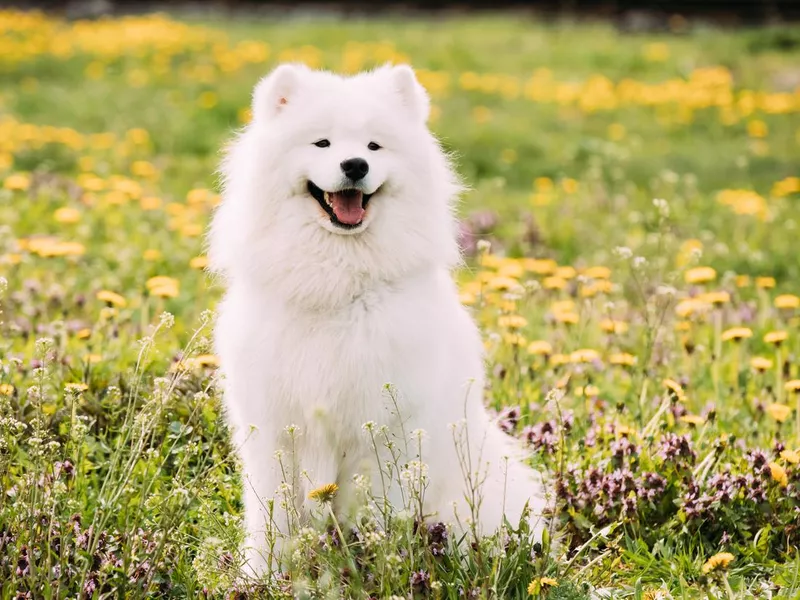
[330, 191, 365, 225]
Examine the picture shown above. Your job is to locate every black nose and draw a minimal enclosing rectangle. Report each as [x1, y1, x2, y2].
[341, 157, 369, 181]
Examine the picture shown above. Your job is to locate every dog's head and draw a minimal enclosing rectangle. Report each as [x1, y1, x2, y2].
[210, 64, 462, 307]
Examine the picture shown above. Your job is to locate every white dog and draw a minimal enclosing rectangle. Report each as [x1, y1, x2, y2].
[209, 63, 546, 575]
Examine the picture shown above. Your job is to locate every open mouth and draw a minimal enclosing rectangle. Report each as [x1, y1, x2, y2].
[307, 181, 375, 229]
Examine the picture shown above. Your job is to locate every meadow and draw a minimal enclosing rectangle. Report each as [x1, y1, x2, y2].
[1, 8, 800, 599]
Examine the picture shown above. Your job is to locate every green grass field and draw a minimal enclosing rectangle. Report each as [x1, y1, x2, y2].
[1, 9, 800, 598]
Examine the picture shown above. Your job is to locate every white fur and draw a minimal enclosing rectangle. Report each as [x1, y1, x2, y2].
[209, 64, 547, 575]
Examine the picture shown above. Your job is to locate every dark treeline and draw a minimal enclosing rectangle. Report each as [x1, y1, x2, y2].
[3, 0, 799, 24]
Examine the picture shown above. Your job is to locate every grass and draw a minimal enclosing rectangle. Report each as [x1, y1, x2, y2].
[1, 8, 800, 599]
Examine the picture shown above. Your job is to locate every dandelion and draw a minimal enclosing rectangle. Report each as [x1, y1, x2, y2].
[764, 330, 788, 345]
[600, 319, 628, 334]
[609, 352, 637, 367]
[702, 552, 735, 575]
[0, 384, 14, 396]
[755, 277, 776, 289]
[584, 265, 611, 279]
[785, 380, 800, 393]
[774, 294, 800, 310]
[570, 349, 600, 364]
[498, 315, 528, 329]
[750, 357, 773, 372]
[54, 207, 81, 224]
[194, 354, 219, 368]
[96, 290, 127, 308]
[780, 449, 799, 464]
[527, 340, 553, 356]
[766, 403, 792, 422]
[308, 483, 339, 503]
[487, 276, 522, 292]
[3, 173, 30, 191]
[663, 379, 687, 402]
[553, 311, 579, 325]
[699, 291, 730, 306]
[685, 266, 716, 284]
[680, 415, 704, 426]
[768, 462, 788, 487]
[721, 327, 752, 342]
[527, 577, 558, 595]
[543, 276, 567, 290]
[675, 298, 711, 318]
[190, 255, 208, 269]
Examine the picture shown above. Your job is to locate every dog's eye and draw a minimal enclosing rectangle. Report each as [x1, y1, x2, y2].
[367, 142, 382, 151]
[313, 139, 331, 148]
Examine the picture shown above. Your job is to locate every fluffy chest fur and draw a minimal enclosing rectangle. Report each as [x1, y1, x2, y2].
[216, 269, 460, 446]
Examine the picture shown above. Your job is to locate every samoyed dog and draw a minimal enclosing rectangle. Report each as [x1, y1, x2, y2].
[209, 63, 546, 574]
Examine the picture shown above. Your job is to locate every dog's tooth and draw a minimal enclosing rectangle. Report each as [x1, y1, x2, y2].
[324, 191, 331, 205]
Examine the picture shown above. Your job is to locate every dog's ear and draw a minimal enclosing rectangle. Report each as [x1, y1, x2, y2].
[252, 63, 306, 122]
[388, 64, 430, 123]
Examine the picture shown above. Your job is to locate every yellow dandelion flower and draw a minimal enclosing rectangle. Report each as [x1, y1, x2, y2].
[581, 280, 613, 297]
[766, 403, 792, 422]
[702, 552, 735, 575]
[527, 577, 558, 595]
[750, 356, 773, 372]
[146, 276, 179, 291]
[609, 352, 637, 367]
[498, 315, 528, 329]
[143, 249, 162, 261]
[0, 384, 14, 396]
[764, 330, 788, 345]
[522, 258, 557, 275]
[583, 266, 612, 280]
[487, 276, 523, 292]
[675, 321, 692, 332]
[190, 255, 208, 270]
[498, 260, 524, 279]
[680, 414, 705, 426]
[85, 354, 102, 364]
[675, 298, 711, 318]
[721, 327, 753, 342]
[784, 380, 800, 393]
[775, 294, 800, 310]
[780, 449, 799, 464]
[150, 284, 179, 299]
[663, 379, 686, 401]
[140, 196, 162, 210]
[685, 266, 716, 284]
[195, 354, 220, 368]
[555, 266, 576, 280]
[549, 353, 570, 367]
[543, 276, 568, 290]
[699, 291, 730, 306]
[3, 173, 31, 191]
[54, 207, 81, 224]
[756, 277, 776, 289]
[576, 384, 600, 397]
[600, 319, 628, 334]
[570, 349, 600, 364]
[769, 462, 788, 487]
[554, 311, 579, 325]
[527, 341, 553, 356]
[551, 300, 575, 313]
[735, 275, 751, 288]
[96, 290, 127, 308]
[504, 333, 527, 347]
[561, 178, 578, 194]
[308, 482, 339, 503]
